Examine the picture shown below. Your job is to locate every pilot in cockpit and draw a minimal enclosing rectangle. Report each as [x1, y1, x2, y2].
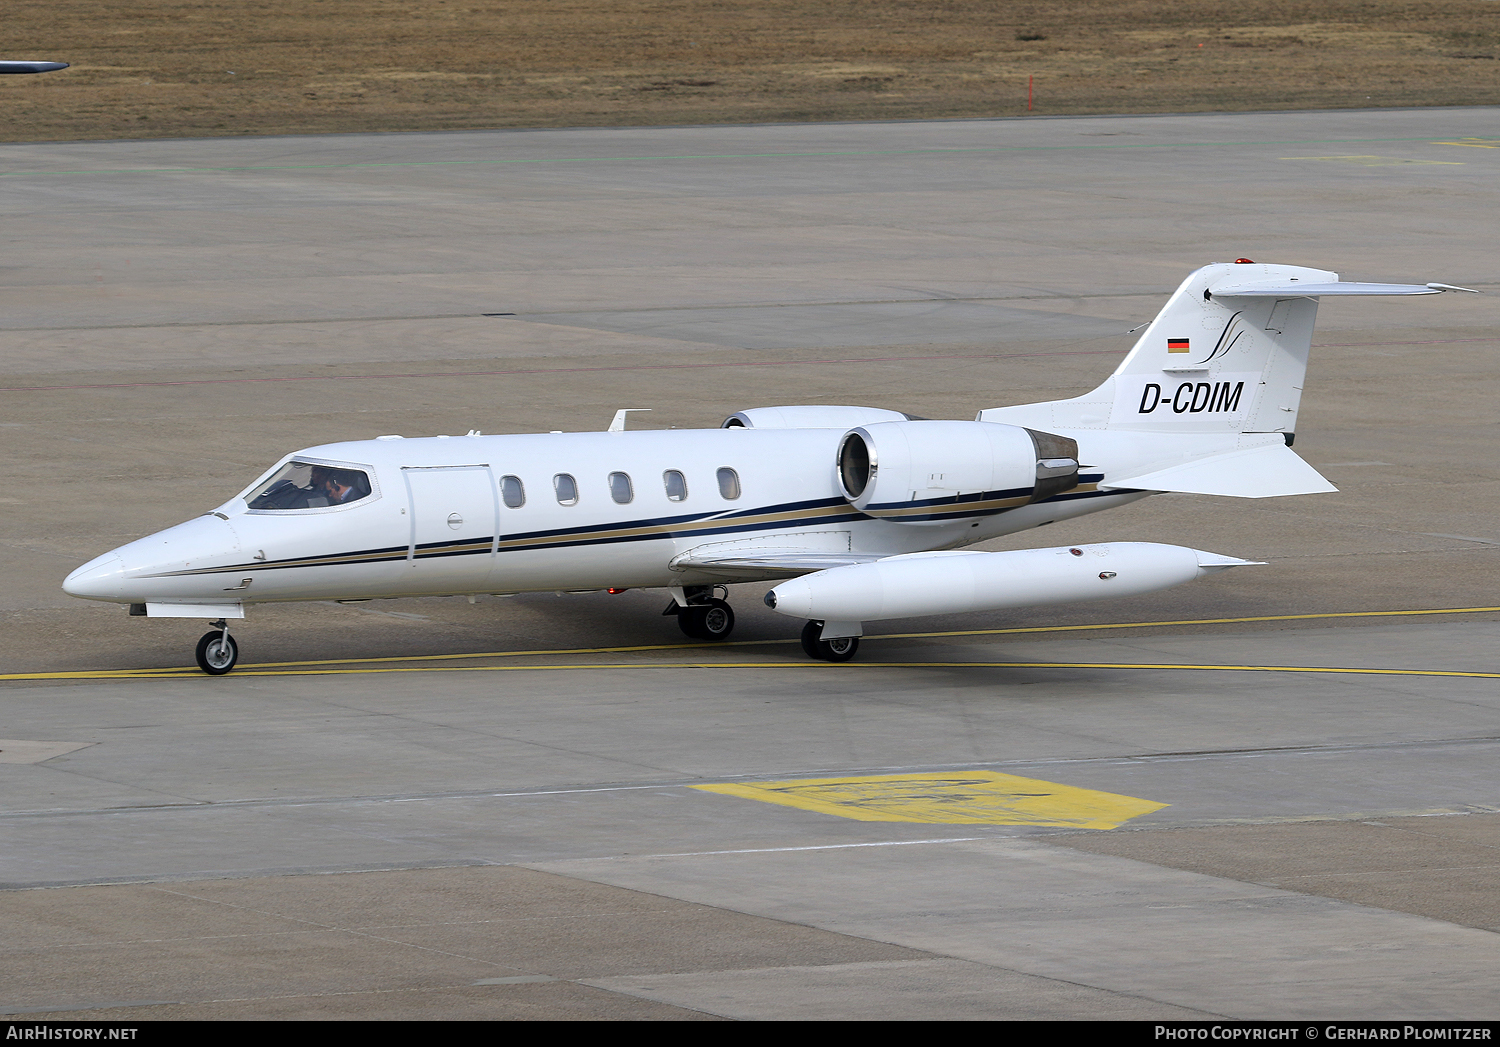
[246, 462, 371, 510]
[311, 466, 360, 505]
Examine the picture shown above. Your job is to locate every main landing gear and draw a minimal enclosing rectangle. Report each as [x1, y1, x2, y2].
[195, 619, 239, 675]
[800, 620, 860, 662]
[665, 585, 736, 641]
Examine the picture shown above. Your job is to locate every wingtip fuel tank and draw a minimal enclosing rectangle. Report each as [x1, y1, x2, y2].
[764, 542, 1259, 626]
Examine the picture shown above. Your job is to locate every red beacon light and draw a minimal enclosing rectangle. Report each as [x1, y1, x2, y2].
[1234, 257, 1256, 264]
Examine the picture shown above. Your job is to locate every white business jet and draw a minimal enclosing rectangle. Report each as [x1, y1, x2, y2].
[64, 260, 1474, 673]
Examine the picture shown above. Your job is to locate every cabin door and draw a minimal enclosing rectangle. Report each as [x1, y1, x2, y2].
[402, 465, 499, 592]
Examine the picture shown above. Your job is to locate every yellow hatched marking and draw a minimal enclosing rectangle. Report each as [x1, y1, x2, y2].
[1433, 138, 1500, 149]
[693, 771, 1167, 828]
[1280, 155, 1463, 166]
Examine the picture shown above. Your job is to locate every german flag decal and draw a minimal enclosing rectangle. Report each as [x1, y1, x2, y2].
[1167, 337, 1190, 353]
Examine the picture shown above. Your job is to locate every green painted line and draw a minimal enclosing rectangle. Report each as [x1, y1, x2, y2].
[0, 136, 1467, 179]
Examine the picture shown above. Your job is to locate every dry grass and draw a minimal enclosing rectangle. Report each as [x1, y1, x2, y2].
[3, 1, 1499, 142]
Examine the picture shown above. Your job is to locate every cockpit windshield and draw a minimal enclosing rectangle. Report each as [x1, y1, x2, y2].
[245, 461, 373, 510]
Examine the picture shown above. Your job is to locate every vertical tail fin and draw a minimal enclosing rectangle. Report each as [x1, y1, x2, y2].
[1105, 261, 1328, 439]
[980, 261, 1455, 437]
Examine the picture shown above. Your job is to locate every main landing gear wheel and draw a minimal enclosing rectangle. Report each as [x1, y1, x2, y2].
[800, 620, 859, 662]
[678, 598, 735, 641]
[195, 628, 239, 675]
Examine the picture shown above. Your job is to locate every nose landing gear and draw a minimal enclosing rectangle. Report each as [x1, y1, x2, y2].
[195, 619, 239, 675]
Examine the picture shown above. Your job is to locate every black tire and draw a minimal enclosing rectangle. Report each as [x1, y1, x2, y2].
[800, 619, 825, 659]
[195, 630, 239, 675]
[821, 635, 859, 662]
[799, 620, 859, 662]
[677, 607, 705, 639]
[679, 599, 735, 641]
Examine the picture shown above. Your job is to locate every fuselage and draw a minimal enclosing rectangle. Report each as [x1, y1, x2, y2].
[63, 426, 1135, 608]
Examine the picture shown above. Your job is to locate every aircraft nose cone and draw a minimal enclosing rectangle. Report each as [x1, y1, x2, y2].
[63, 552, 126, 601]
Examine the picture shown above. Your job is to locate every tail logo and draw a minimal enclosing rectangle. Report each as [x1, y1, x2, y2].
[1192, 312, 1249, 366]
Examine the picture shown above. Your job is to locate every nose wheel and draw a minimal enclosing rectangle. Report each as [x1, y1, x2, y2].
[195, 621, 239, 675]
[800, 620, 860, 662]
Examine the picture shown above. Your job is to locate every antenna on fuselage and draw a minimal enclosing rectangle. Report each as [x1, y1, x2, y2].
[607, 409, 652, 432]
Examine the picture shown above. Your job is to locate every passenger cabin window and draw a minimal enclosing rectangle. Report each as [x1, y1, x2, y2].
[663, 470, 687, 502]
[716, 467, 741, 500]
[246, 461, 372, 510]
[609, 471, 633, 504]
[554, 473, 578, 506]
[500, 475, 525, 509]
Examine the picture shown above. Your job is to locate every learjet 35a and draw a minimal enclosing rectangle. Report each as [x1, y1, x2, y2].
[64, 260, 1475, 673]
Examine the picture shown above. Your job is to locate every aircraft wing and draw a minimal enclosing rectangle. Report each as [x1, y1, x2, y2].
[670, 550, 888, 577]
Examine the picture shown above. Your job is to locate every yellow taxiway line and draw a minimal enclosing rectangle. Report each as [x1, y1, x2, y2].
[3, 661, 1497, 683]
[208, 663, 1498, 679]
[1, 605, 1496, 683]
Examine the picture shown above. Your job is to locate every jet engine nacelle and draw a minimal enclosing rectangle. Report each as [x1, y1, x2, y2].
[836, 420, 1079, 523]
[765, 542, 1255, 625]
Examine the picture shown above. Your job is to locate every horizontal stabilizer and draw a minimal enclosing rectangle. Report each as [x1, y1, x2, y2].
[1099, 442, 1336, 498]
[1209, 280, 1450, 297]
